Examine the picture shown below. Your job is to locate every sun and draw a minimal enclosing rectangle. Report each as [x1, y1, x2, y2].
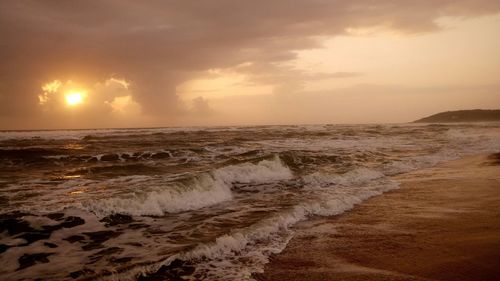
[65, 91, 84, 106]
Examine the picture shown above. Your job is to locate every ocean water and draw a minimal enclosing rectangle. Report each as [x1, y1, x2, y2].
[0, 123, 498, 280]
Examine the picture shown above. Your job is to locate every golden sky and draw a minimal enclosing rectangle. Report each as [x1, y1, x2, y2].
[1, 1, 499, 129]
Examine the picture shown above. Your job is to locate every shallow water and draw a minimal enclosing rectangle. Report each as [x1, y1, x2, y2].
[0, 123, 498, 280]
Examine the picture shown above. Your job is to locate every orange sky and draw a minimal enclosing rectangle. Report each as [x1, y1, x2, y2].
[1, 1, 499, 129]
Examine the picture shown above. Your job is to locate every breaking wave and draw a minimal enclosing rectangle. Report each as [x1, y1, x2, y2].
[124, 178, 400, 281]
[303, 167, 385, 188]
[83, 156, 292, 216]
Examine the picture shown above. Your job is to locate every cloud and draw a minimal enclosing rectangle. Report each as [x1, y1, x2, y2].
[26, 77, 143, 128]
[190, 96, 214, 116]
[107, 95, 141, 116]
[232, 62, 363, 94]
[1, 1, 499, 128]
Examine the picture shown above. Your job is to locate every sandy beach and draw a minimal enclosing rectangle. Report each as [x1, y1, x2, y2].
[256, 153, 500, 281]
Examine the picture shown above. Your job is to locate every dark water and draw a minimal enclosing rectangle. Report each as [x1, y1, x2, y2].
[0, 123, 498, 280]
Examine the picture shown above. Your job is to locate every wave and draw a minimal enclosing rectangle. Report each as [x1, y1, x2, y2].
[67, 163, 163, 177]
[1, 150, 175, 167]
[83, 156, 293, 216]
[213, 155, 293, 184]
[85, 151, 173, 162]
[303, 167, 385, 188]
[278, 151, 341, 171]
[119, 179, 399, 281]
[83, 173, 233, 216]
[0, 128, 172, 141]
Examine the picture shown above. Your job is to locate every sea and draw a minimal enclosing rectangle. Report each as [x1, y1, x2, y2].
[0, 123, 499, 280]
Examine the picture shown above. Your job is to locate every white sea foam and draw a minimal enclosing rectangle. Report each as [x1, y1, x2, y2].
[251, 136, 410, 152]
[121, 180, 399, 281]
[84, 156, 293, 216]
[303, 167, 385, 188]
[381, 153, 455, 175]
[83, 174, 232, 216]
[380, 136, 499, 175]
[214, 155, 293, 184]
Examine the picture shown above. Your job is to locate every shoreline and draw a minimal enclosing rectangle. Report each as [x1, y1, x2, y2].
[255, 153, 500, 281]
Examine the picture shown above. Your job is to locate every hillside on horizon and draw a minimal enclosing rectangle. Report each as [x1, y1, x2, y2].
[414, 109, 500, 123]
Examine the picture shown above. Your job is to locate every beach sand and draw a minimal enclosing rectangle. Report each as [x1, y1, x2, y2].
[255, 153, 500, 281]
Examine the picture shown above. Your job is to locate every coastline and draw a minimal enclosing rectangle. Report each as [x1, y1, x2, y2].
[255, 153, 500, 281]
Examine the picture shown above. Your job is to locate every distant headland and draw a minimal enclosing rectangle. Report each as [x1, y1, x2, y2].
[414, 109, 500, 123]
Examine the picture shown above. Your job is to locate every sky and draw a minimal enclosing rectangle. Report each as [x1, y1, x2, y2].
[1, 1, 500, 129]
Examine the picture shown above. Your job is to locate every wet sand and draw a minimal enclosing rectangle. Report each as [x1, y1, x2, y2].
[256, 153, 500, 281]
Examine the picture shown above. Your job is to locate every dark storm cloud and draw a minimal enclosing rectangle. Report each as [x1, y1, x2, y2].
[1, 0, 499, 123]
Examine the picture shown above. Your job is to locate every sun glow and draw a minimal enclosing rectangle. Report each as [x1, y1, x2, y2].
[65, 91, 84, 106]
